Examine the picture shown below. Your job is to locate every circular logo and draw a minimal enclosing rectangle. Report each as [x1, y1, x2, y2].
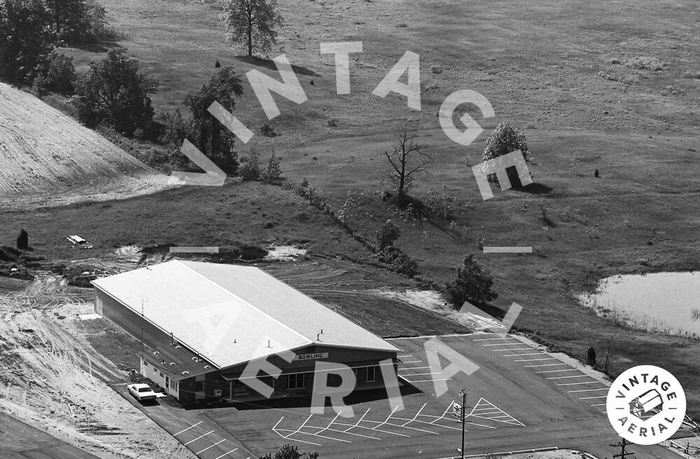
[606, 365, 686, 445]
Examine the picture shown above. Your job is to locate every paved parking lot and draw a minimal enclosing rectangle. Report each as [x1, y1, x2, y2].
[120, 333, 674, 458]
[469, 335, 610, 414]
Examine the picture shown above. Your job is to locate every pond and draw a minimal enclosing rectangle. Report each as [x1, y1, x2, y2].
[578, 272, 700, 338]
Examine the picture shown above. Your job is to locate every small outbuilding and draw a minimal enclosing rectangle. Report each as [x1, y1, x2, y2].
[92, 260, 399, 405]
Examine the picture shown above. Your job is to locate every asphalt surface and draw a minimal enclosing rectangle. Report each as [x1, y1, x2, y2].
[118, 333, 684, 458]
[0, 412, 97, 459]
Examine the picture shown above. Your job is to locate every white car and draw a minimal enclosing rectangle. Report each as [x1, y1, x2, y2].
[127, 383, 158, 402]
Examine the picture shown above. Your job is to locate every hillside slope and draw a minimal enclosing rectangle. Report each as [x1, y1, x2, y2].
[0, 83, 170, 209]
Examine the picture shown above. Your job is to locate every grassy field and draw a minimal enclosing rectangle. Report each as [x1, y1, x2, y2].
[6, 0, 700, 420]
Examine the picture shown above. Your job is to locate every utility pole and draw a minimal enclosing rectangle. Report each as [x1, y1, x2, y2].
[459, 390, 466, 459]
[611, 437, 635, 459]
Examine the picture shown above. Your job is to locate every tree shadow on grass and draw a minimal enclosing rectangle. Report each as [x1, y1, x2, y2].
[502, 166, 553, 195]
[69, 40, 124, 53]
[234, 55, 320, 77]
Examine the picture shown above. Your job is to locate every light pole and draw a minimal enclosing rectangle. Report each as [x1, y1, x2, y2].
[459, 389, 466, 459]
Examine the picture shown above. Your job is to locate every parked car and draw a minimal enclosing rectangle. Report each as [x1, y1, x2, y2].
[127, 383, 158, 402]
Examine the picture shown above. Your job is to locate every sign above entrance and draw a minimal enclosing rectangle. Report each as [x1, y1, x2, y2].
[294, 352, 329, 361]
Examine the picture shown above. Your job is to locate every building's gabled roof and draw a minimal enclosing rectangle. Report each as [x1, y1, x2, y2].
[92, 260, 399, 369]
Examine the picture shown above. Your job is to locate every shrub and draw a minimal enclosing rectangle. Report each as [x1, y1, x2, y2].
[73, 49, 158, 136]
[377, 246, 417, 276]
[425, 186, 454, 219]
[157, 109, 190, 147]
[625, 56, 664, 71]
[376, 219, 400, 250]
[260, 153, 283, 185]
[445, 254, 497, 308]
[16, 229, 28, 250]
[32, 51, 76, 95]
[260, 122, 277, 137]
[239, 149, 261, 181]
[260, 444, 318, 459]
[336, 189, 360, 226]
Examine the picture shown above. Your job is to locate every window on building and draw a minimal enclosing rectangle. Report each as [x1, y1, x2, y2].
[366, 366, 377, 382]
[288, 373, 305, 389]
[194, 380, 204, 392]
[327, 373, 342, 387]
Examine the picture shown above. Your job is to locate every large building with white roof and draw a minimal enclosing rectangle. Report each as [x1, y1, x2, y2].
[92, 260, 400, 405]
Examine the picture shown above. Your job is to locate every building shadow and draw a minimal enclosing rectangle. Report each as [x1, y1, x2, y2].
[196, 384, 423, 411]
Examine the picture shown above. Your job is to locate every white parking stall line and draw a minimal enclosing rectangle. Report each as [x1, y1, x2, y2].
[299, 428, 353, 443]
[492, 347, 533, 352]
[398, 366, 431, 371]
[590, 403, 607, 407]
[483, 343, 523, 347]
[401, 360, 423, 364]
[315, 411, 343, 437]
[503, 352, 544, 357]
[514, 357, 557, 362]
[334, 419, 410, 438]
[406, 378, 449, 383]
[557, 381, 601, 387]
[317, 425, 381, 440]
[536, 369, 579, 374]
[473, 337, 513, 342]
[196, 439, 226, 455]
[580, 395, 608, 400]
[546, 375, 589, 380]
[397, 354, 413, 358]
[523, 363, 568, 368]
[215, 449, 239, 459]
[184, 430, 215, 445]
[174, 421, 203, 437]
[400, 372, 442, 377]
[568, 388, 609, 393]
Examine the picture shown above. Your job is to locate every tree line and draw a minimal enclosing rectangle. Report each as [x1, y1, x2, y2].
[0, 0, 107, 84]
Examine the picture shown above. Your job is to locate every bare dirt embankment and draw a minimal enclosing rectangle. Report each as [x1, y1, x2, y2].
[0, 275, 194, 458]
[0, 82, 171, 210]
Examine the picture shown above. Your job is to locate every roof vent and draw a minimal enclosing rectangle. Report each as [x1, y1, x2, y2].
[175, 345, 181, 349]
[233, 338, 237, 344]
[267, 340, 271, 348]
[160, 360, 166, 365]
[153, 351, 159, 355]
[203, 365, 210, 369]
[169, 362, 176, 366]
[191, 357, 199, 362]
[182, 371, 190, 376]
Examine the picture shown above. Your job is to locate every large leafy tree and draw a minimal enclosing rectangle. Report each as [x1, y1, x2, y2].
[183, 66, 243, 174]
[44, 0, 85, 42]
[0, 0, 52, 84]
[221, 0, 283, 57]
[74, 49, 158, 136]
[445, 254, 498, 308]
[482, 121, 531, 184]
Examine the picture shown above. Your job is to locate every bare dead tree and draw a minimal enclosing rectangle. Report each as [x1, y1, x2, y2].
[384, 122, 431, 202]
